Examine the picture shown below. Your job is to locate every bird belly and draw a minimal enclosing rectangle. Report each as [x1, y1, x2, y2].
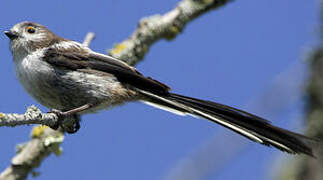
[14, 51, 135, 112]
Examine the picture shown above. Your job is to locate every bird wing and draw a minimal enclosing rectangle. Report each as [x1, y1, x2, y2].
[42, 47, 170, 95]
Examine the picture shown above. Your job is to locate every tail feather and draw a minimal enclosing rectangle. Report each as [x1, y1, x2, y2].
[139, 90, 318, 156]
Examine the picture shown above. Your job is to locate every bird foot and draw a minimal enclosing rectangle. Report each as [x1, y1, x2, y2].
[48, 109, 80, 134]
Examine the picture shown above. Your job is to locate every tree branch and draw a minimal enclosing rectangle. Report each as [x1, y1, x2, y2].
[108, 0, 231, 65]
[0, 127, 64, 180]
[0, 0, 231, 179]
[277, 1, 323, 179]
[0, 106, 58, 128]
[277, 49, 323, 180]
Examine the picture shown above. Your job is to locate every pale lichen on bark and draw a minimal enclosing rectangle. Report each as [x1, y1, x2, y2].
[0, 106, 58, 128]
[0, 126, 64, 180]
[109, 0, 231, 65]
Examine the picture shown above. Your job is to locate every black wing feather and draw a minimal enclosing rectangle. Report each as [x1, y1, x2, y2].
[43, 47, 170, 95]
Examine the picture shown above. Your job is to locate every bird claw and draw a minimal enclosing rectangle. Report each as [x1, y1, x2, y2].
[48, 109, 80, 134]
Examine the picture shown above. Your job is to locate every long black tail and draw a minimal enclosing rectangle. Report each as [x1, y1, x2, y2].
[139, 90, 318, 156]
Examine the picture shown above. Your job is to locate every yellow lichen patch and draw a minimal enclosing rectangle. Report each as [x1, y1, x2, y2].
[111, 43, 127, 55]
[202, 0, 214, 5]
[170, 26, 180, 34]
[165, 26, 180, 40]
[31, 125, 49, 138]
[0, 113, 4, 119]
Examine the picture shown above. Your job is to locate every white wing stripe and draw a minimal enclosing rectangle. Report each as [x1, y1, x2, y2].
[139, 90, 264, 144]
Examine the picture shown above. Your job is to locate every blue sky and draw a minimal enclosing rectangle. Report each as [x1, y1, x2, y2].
[0, 0, 318, 179]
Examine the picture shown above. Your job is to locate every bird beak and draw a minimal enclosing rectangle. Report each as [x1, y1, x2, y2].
[4, 30, 19, 40]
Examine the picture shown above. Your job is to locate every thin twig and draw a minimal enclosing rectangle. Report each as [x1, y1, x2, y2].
[82, 32, 95, 47]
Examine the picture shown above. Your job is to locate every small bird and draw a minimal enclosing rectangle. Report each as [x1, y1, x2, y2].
[4, 21, 318, 156]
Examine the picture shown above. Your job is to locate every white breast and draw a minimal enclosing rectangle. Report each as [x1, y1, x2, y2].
[15, 49, 49, 87]
[13, 48, 59, 108]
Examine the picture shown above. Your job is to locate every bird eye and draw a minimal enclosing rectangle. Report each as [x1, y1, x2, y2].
[26, 26, 36, 34]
